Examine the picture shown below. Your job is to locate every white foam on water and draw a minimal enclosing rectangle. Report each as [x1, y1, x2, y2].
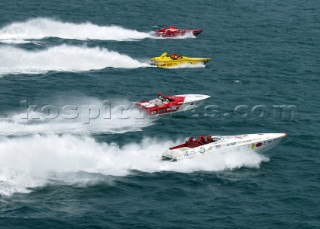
[0, 18, 151, 42]
[0, 18, 197, 43]
[0, 45, 150, 75]
[0, 134, 268, 196]
[0, 98, 153, 135]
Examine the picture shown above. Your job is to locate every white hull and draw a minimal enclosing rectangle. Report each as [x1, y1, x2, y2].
[162, 133, 287, 161]
[176, 94, 210, 112]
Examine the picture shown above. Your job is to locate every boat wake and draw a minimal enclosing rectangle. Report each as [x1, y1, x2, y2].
[0, 134, 268, 196]
[0, 98, 153, 135]
[0, 18, 151, 42]
[0, 18, 196, 43]
[0, 45, 150, 76]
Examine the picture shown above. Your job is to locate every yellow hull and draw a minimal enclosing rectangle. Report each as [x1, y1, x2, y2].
[150, 52, 211, 68]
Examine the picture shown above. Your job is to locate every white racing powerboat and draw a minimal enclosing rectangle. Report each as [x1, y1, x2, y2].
[162, 133, 288, 161]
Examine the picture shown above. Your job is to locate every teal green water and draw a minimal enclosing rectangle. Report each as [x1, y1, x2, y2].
[0, 0, 319, 228]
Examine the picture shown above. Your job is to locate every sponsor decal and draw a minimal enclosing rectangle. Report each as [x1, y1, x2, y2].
[199, 147, 205, 154]
[184, 150, 196, 157]
[227, 142, 236, 146]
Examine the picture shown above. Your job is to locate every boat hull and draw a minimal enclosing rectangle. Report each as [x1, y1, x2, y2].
[150, 52, 211, 68]
[155, 29, 203, 37]
[151, 58, 211, 68]
[136, 94, 210, 116]
[162, 133, 288, 161]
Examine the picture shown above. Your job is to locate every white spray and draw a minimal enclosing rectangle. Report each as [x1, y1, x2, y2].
[0, 134, 268, 196]
[0, 45, 150, 75]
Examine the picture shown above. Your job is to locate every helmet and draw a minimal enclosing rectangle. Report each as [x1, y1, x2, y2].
[171, 53, 177, 56]
[200, 135, 205, 139]
[158, 92, 162, 96]
[165, 96, 169, 99]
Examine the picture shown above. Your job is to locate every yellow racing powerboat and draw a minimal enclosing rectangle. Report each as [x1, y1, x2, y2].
[150, 52, 211, 68]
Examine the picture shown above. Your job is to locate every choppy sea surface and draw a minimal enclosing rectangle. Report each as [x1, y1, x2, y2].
[0, 0, 319, 228]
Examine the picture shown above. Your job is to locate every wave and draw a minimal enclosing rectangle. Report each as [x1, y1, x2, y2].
[0, 18, 196, 43]
[0, 134, 268, 196]
[0, 18, 151, 42]
[0, 45, 150, 75]
[0, 98, 153, 135]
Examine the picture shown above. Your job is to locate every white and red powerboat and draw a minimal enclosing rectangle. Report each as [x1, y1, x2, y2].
[155, 26, 203, 37]
[136, 94, 210, 116]
[162, 133, 288, 161]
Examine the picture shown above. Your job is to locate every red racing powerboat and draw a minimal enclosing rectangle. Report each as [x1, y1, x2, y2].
[155, 26, 203, 38]
[136, 93, 210, 116]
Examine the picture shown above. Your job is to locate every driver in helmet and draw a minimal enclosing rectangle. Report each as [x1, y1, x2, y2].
[199, 135, 206, 144]
[157, 92, 164, 102]
[188, 137, 194, 142]
[170, 53, 179, 60]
